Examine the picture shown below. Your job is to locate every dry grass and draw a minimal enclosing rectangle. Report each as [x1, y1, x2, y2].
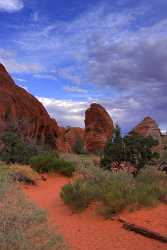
[60, 153, 99, 169]
[9, 164, 39, 184]
[0, 164, 67, 250]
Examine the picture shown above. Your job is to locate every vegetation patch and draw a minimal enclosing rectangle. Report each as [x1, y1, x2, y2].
[61, 179, 99, 211]
[0, 130, 38, 164]
[0, 164, 67, 250]
[101, 125, 159, 171]
[72, 137, 85, 155]
[61, 165, 167, 217]
[30, 152, 75, 177]
[9, 164, 39, 184]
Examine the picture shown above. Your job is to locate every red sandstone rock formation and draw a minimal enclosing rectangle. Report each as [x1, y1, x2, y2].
[84, 103, 113, 153]
[132, 117, 162, 153]
[64, 127, 84, 148]
[0, 63, 59, 149]
[55, 127, 71, 153]
[56, 127, 84, 153]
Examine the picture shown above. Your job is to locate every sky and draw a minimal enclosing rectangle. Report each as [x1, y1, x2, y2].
[0, 0, 167, 133]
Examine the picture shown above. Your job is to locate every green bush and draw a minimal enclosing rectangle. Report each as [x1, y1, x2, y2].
[132, 167, 167, 206]
[0, 131, 38, 164]
[61, 180, 98, 211]
[30, 152, 59, 173]
[61, 165, 167, 217]
[30, 153, 75, 177]
[98, 173, 134, 216]
[57, 160, 75, 177]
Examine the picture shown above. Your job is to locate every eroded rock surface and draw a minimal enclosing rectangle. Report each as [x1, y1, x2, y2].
[0, 63, 59, 148]
[84, 103, 113, 153]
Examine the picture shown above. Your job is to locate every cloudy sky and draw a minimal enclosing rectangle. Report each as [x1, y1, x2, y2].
[0, 0, 167, 133]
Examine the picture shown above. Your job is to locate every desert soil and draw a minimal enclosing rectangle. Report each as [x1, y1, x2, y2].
[22, 175, 167, 250]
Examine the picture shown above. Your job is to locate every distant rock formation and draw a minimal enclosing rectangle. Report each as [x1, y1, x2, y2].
[56, 127, 84, 153]
[1, 63, 165, 156]
[64, 127, 84, 148]
[55, 127, 71, 152]
[0, 63, 59, 149]
[132, 117, 162, 153]
[84, 103, 113, 153]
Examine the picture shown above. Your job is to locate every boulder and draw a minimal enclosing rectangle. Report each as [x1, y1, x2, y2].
[84, 103, 113, 153]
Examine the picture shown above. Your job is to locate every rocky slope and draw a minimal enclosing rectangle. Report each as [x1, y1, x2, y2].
[84, 103, 113, 153]
[0, 63, 59, 149]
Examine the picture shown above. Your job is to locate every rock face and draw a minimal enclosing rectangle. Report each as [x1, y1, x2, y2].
[84, 103, 113, 153]
[132, 117, 162, 153]
[0, 63, 59, 148]
[64, 127, 84, 149]
[56, 127, 84, 153]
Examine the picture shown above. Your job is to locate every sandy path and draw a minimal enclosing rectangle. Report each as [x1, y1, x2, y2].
[22, 175, 167, 250]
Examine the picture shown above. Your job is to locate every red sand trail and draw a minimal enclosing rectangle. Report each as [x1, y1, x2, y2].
[22, 175, 167, 250]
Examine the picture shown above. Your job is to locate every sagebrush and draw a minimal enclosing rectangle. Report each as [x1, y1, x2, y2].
[61, 164, 167, 217]
[0, 167, 67, 250]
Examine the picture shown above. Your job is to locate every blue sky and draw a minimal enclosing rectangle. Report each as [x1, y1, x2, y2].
[0, 0, 167, 133]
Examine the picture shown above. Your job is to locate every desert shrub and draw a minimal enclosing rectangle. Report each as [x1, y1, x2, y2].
[98, 172, 134, 216]
[61, 164, 167, 217]
[30, 153, 75, 176]
[0, 131, 38, 164]
[72, 137, 85, 155]
[60, 153, 98, 170]
[132, 167, 167, 206]
[56, 160, 75, 177]
[9, 164, 39, 184]
[30, 152, 59, 173]
[61, 179, 98, 211]
[0, 171, 67, 250]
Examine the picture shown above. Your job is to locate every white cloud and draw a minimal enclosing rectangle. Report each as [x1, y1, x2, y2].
[0, 0, 24, 12]
[0, 48, 43, 74]
[63, 86, 87, 94]
[37, 97, 89, 127]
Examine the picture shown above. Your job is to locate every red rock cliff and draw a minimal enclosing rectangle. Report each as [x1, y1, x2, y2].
[0, 63, 59, 148]
[84, 103, 113, 153]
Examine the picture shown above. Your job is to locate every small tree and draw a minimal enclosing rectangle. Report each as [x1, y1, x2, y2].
[72, 137, 85, 155]
[123, 133, 159, 169]
[101, 125, 124, 170]
[101, 126, 160, 171]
